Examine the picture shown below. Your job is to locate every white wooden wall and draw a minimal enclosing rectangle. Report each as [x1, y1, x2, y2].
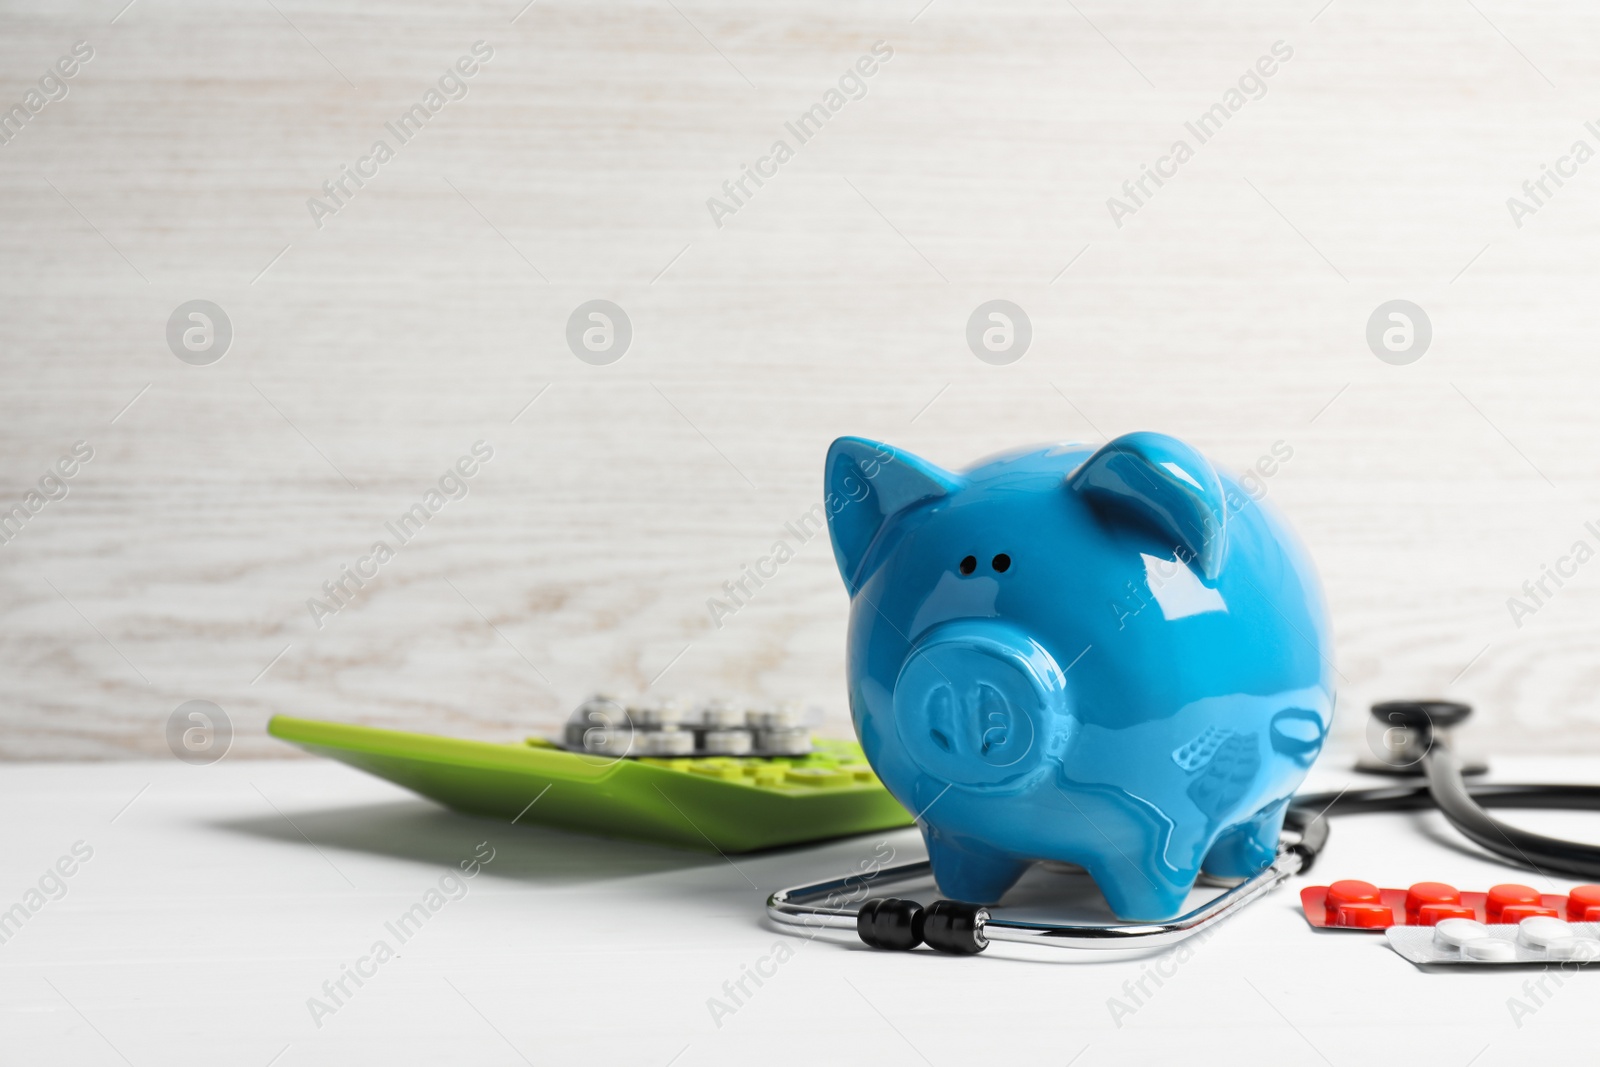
[3, 0, 1599, 759]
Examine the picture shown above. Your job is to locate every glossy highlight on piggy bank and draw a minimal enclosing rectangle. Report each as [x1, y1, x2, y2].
[824, 432, 1333, 921]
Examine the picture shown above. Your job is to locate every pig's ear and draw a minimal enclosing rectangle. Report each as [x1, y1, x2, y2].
[1067, 431, 1227, 579]
[825, 437, 961, 595]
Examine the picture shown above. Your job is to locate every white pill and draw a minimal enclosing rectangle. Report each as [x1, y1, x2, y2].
[1464, 938, 1517, 961]
[635, 730, 695, 756]
[1434, 918, 1488, 949]
[701, 729, 753, 755]
[1544, 937, 1600, 962]
[1518, 916, 1573, 948]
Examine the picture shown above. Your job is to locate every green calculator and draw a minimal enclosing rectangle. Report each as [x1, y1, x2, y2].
[267, 716, 914, 853]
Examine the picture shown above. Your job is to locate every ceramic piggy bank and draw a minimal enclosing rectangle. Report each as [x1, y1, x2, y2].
[824, 432, 1333, 921]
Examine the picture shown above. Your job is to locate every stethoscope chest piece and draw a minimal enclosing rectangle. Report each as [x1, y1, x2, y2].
[1356, 700, 1487, 776]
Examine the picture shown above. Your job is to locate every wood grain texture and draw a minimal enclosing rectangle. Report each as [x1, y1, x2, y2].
[3, 0, 1600, 758]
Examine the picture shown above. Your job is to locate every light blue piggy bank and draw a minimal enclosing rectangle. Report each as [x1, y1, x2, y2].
[824, 432, 1333, 921]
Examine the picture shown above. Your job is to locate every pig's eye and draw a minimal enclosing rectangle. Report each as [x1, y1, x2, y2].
[992, 554, 1011, 573]
[959, 555, 976, 575]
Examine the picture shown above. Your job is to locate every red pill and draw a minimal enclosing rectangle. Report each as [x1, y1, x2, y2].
[1325, 880, 1383, 924]
[1335, 903, 1393, 928]
[1405, 882, 1460, 922]
[1327, 880, 1381, 904]
[1567, 885, 1600, 922]
[1486, 884, 1541, 922]
[1417, 902, 1477, 925]
[1500, 904, 1559, 923]
[1583, 906, 1600, 922]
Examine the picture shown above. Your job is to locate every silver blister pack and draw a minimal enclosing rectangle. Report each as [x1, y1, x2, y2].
[1387, 917, 1600, 965]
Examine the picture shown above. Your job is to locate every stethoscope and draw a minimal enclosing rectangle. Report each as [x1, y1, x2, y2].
[767, 700, 1600, 955]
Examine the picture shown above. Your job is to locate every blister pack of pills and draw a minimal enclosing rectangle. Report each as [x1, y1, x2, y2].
[1302, 878, 1600, 966]
[1301, 879, 1600, 930]
[559, 694, 815, 758]
[1387, 916, 1600, 965]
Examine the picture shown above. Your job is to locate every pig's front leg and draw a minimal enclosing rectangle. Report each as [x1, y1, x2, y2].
[922, 825, 1031, 905]
[1084, 852, 1199, 922]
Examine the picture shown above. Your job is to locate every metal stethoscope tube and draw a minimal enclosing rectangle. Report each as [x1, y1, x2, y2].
[767, 701, 1600, 955]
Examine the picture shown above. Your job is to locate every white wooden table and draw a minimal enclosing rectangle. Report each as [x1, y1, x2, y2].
[1, 754, 1597, 1065]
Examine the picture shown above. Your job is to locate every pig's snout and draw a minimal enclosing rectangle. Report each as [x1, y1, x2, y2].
[892, 622, 1068, 788]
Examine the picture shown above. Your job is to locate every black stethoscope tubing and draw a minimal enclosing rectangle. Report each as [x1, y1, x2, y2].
[1290, 735, 1600, 880]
